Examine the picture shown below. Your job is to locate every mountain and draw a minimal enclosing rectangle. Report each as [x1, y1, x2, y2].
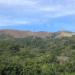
[0, 29, 74, 39]
[53, 31, 75, 38]
[0, 29, 52, 38]
[0, 30, 75, 75]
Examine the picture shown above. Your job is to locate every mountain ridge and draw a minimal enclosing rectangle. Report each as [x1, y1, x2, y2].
[0, 29, 74, 38]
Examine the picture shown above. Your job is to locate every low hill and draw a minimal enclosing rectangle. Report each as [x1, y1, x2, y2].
[0, 29, 74, 38]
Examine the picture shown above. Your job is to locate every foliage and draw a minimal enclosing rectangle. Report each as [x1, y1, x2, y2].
[0, 36, 75, 75]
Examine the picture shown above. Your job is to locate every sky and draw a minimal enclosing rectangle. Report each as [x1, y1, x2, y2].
[0, 0, 75, 32]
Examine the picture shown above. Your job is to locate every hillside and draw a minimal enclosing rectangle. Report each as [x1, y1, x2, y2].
[0, 30, 52, 38]
[0, 30, 75, 75]
[0, 29, 74, 39]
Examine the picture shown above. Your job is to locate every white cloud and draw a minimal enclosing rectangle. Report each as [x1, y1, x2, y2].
[0, 0, 75, 17]
[0, 0, 38, 7]
[0, 0, 75, 26]
[0, 19, 31, 26]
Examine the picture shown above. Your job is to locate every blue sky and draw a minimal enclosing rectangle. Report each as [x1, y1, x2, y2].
[0, 0, 75, 32]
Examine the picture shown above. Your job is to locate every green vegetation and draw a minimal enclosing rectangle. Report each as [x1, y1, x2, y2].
[0, 36, 75, 75]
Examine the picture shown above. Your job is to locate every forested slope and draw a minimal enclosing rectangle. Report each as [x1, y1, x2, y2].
[0, 30, 75, 75]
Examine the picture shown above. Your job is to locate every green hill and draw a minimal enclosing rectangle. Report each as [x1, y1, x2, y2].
[0, 30, 75, 75]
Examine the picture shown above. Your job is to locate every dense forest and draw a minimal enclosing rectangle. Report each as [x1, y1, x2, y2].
[0, 35, 75, 75]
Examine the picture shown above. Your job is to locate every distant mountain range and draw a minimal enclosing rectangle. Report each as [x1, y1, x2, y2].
[0, 29, 75, 39]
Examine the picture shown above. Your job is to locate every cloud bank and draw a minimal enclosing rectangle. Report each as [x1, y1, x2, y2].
[0, 0, 75, 26]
